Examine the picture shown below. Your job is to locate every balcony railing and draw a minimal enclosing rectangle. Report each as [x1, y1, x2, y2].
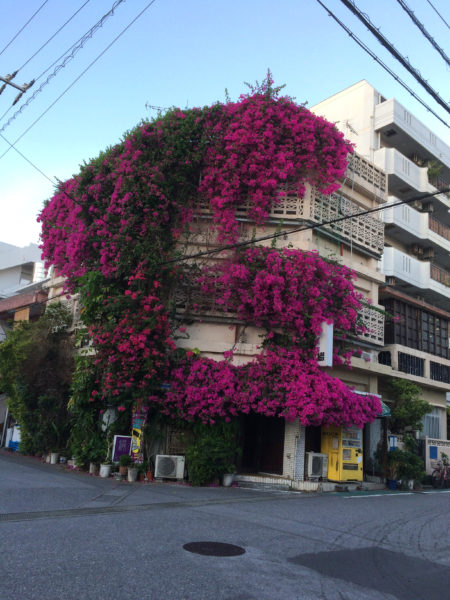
[346, 153, 386, 200]
[430, 264, 450, 286]
[196, 185, 384, 257]
[359, 306, 384, 346]
[430, 362, 450, 384]
[174, 279, 384, 346]
[428, 215, 450, 241]
[429, 174, 450, 195]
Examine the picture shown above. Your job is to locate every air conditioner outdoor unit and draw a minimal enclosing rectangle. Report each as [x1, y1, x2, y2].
[420, 202, 434, 213]
[421, 247, 435, 259]
[154, 454, 185, 479]
[306, 452, 328, 480]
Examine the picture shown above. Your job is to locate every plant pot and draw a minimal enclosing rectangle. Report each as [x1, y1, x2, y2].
[386, 478, 397, 490]
[146, 470, 154, 482]
[50, 452, 59, 465]
[100, 463, 112, 478]
[127, 467, 138, 482]
[222, 473, 235, 487]
[119, 465, 128, 477]
[89, 462, 99, 475]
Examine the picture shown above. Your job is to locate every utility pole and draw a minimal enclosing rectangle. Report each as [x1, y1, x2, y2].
[0, 71, 35, 105]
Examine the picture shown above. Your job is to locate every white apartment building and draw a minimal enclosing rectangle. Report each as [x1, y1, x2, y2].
[313, 80, 450, 447]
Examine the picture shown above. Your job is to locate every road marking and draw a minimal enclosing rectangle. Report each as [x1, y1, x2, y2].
[344, 492, 414, 498]
[422, 489, 450, 494]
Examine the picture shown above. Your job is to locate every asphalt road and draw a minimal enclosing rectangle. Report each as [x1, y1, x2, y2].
[1, 451, 449, 600]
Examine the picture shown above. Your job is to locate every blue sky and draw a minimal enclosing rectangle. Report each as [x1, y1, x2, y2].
[0, 0, 449, 247]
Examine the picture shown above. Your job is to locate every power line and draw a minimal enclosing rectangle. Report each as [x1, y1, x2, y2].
[339, 0, 449, 114]
[315, 0, 449, 129]
[395, 0, 449, 66]
[0, 0, 125, 131]
[0, 132, 55, 184]
[0, 0, 158, 161]
[17, 0, 92, 73]
[0, 0, 49, 57]
[161, 188, 449, 266]
[426, 0, 450, 29]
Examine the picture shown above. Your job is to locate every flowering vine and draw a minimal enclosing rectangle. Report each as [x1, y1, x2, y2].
[39, 74, 380, 425]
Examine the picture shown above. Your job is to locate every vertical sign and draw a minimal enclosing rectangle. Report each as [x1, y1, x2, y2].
[317, 321, 333, 367]
[131, 404, 149, 464]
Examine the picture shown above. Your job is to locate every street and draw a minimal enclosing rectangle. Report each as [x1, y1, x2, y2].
[1, 451, 449, 600]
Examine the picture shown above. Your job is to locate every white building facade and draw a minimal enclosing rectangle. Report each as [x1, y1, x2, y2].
[312, 80, 450, 446]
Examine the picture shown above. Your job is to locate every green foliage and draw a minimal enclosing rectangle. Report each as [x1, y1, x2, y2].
[0, 303, 74, 454]
[118, 453, 132, 466]
[68, 355, 106, 465]
[386, 435, 425, 483]
[385, 379, 430, 434]
[186, 419, 242, 486]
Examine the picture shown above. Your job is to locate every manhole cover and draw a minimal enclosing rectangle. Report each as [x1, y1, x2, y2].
[183, 542, 245, 557]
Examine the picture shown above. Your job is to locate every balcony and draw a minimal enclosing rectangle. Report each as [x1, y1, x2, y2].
[359, 305, 384, 346]
[428, 215, 449, 242]
[174, 279, 384, 347]
[430, 264, 450, 287]
[346, 153, 386, 202]
[196, 184, 384, 258]
[374, 98, 450, 173]
[381, 247, 449, 309]
[378, 344, 450, 389]
[382, 198, 450, 268]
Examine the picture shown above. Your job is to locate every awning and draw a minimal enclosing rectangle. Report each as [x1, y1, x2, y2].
[379, 401, 391, 417]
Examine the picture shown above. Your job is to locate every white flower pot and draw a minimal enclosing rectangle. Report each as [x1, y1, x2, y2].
[100, 464, 112, 478]
[127, 467, 138, 482]
[89, 462, 99, 475]
[50, 452, 59, 465]
[222, 473, 235, 487]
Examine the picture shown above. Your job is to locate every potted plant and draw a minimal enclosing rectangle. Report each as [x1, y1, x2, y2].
[127, 462, 138, 482]
[118, 453, 132, 477]
[386, 449, 400, 489]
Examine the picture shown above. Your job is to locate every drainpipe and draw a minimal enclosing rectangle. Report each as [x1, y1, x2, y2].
[0, 406, 8, 447]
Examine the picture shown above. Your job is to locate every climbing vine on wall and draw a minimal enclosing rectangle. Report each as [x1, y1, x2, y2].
[39, 74, 380, 426]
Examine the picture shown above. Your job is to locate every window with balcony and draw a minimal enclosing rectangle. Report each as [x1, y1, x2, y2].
[382, 299, 449, 359]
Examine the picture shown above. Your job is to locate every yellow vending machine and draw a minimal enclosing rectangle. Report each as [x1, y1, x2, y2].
[321, 425, 363, 482]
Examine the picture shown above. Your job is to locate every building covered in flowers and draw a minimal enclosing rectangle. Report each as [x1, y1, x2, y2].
[38, 76, 390, 487]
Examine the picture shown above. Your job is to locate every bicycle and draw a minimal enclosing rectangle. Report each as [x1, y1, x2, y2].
[431, 453, 450, 489]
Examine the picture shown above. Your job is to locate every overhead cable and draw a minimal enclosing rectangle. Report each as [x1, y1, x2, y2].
[0, 0, 125, 131]
[315, 0, 449, 129]
[426, 0, 450, 29]
[17, 0, 92, 74]
[0, 0, 49, 58]
[339, 0, 449, 114]
[0, 0, 158, 161]
[3, 126, 448, 272]
[160, 188, 450, 266]
[395, 0, 449, 66]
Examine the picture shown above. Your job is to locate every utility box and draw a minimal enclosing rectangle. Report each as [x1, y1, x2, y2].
[321, 425, 363, 482]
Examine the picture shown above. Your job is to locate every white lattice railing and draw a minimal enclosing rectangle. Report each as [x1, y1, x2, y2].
[305, 187, 384, 256]
[346, 154, 386, 201]
[174, 280, 385, 347]
[195, 187, 384, 258]
[359, 306, 385, 346]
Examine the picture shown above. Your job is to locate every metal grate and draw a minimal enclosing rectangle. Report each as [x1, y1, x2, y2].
[398, 352, 424, 377]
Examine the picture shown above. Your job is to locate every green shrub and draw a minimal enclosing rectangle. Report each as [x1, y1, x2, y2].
[119, 453, 132, 466]
[186, 420, 241, 486]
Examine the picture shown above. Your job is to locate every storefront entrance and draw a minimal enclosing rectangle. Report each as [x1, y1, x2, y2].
[241, 414, 285, 475]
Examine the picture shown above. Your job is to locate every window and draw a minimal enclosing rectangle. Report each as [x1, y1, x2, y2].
[381, 299, 449, 358]
[422, 407, 441, 439]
